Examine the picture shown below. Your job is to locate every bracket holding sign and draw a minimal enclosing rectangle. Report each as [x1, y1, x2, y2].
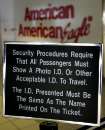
[3, 42, 103, 126]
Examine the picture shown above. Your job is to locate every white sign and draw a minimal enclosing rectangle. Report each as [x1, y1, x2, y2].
[0, 0, 102, 42]
[14, 0, 102, 43]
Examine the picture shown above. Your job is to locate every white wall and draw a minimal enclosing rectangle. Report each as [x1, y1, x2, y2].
[0, 0, 16, 66]
[0, 0, 16, 41]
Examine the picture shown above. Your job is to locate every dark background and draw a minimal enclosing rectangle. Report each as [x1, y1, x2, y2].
[4, 43, 101, 125]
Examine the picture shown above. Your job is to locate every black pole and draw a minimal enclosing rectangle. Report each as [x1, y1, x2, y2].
[40, 121, 58, 130]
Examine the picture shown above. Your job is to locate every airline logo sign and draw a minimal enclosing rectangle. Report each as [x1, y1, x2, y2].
[16, 0, 102, 42]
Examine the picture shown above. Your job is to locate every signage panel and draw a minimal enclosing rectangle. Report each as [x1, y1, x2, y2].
[3, 42, 103, 126]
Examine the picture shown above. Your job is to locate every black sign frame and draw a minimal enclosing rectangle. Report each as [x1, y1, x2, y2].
[3, 42, 103, 126]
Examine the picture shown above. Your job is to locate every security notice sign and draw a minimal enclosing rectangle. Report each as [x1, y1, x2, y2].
[3, 42, 103, 126]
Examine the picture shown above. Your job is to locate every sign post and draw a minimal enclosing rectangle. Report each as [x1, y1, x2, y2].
[3, 42, 103, 126]
[40, 121, 58, 130]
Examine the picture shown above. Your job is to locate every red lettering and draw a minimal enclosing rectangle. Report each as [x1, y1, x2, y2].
[18, 16, 93, 43]
[18, 24, 25, 36]
[66, 5, 74, 18]
[48, 26, 56, 38]
[62, 16, 93, 42]
[30, 27, 37, 37]
[24, 7, 32, 21]
[24, 4, 74, 21]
